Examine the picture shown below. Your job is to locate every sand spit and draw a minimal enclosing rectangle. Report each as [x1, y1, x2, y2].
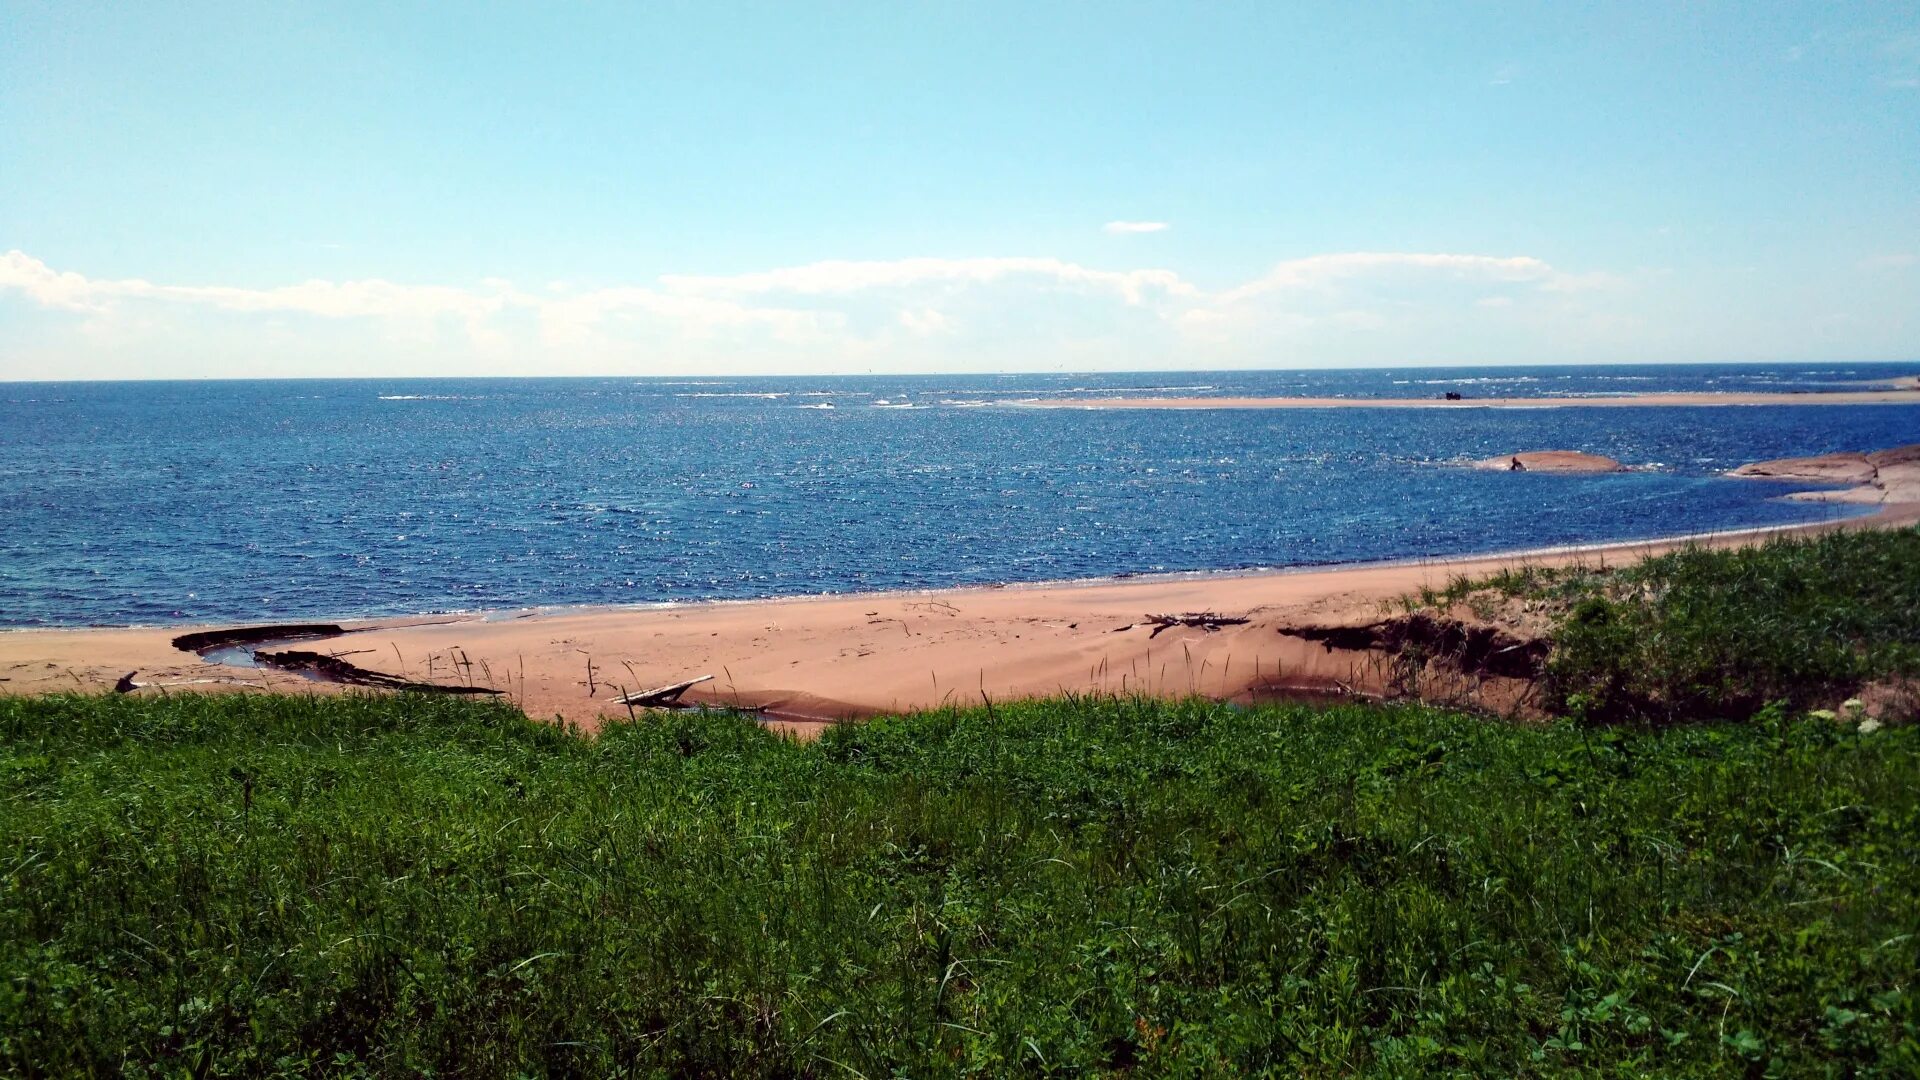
[1021, 387, 1920, 410]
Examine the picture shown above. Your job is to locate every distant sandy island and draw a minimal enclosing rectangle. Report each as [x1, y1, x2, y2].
[1472, 451, 1626, 473]
[6, 491, 1915, 735]
[1020, 385, 1920, 410]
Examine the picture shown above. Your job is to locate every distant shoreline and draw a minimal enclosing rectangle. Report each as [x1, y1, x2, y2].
[1018, 384, 1920, 410]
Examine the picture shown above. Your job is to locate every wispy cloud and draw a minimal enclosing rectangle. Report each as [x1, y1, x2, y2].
[0, 250, 512, 321]
[661, 256, 1196, 304]
[1214, 252, 1563, 305]
[1883, 31, 1920, 59]
[1877, 30, 1920, 86]
[5, 248, 1577, 332]
[1102, 220, 1170, 235]
[1860, 253, 1916, 271]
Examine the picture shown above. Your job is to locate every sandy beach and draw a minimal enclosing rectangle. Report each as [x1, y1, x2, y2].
[1021, 386, 1920, 410]
[7, 499, 1915, 735]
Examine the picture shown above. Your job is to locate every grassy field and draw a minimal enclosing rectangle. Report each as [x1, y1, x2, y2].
[4, 689, 1917, 1076]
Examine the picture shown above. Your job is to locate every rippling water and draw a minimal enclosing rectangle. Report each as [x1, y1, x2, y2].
[2, 363, 1914, 627]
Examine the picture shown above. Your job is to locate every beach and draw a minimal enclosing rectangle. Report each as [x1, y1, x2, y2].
[8, 499, 1914, 734]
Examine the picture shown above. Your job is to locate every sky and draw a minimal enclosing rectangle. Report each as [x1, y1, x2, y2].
[2, 2, 1917, 380]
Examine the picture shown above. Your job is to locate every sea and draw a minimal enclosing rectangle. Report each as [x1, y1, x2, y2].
[2, 362, 1915, 628]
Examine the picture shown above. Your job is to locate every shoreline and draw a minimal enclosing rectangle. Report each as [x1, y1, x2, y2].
[1018, 388, 1920, 410]
[5, 501, 1913, 733]
[0, 500, 1886, 636]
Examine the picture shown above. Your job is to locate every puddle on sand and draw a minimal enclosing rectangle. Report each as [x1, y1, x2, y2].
[198, 644, 262, 668]
[197, 641, 331, 682]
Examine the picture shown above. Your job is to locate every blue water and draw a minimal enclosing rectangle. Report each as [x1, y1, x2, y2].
[2, 363, 1915, 628]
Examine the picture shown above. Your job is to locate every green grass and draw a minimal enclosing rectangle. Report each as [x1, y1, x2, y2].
[4, 691, 1918, 1076]
[1414, 527, 1920, 724]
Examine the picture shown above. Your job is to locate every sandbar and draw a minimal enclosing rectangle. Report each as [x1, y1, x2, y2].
[1021, 388, 1920, 410]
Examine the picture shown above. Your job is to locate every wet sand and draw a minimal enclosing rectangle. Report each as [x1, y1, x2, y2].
[6, 503, 1914, 735]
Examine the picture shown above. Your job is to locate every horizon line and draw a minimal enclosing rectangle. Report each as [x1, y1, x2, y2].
[5, 358, 1920, 385]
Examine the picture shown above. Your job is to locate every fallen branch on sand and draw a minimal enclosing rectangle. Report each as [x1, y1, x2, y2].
[616, 675, 715, 707]
[252, 650, 505, 695]
[1113, 613, 1252, 638]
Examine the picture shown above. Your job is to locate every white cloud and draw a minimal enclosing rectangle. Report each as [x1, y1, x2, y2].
[1102, 221, 1170, 235]
[0, 246, 1616, 377]
[22, 243, 1905, 378]
[897, 308, 953, 336]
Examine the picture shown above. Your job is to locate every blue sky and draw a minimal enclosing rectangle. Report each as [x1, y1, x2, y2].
[2, 2, 1916, 378]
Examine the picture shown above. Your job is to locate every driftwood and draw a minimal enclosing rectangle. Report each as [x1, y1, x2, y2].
[252, 649, 504, 695]
[616, 675, 714, 707]
[1112, 612, 1251, 638]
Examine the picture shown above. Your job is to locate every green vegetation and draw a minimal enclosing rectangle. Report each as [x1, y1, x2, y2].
[1415, 527, 1920, 724]
[5, 690, 1917, 1076]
